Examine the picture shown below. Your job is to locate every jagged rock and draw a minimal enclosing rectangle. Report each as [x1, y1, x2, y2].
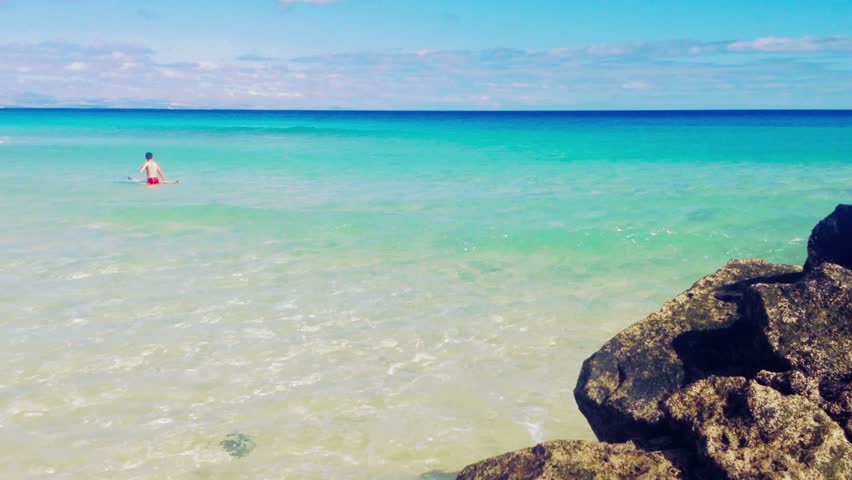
[462, 207, 852, 479]
[664, 376, 852, 479]
[805, 204, 852, 271]
[574, 259, 801, 443]
[756, 370, 852, 441]
[755, 370, 822, 405]
[456, 440, 689, 480]
[746, 263, 852, 440]
[747, 262, 852, 380]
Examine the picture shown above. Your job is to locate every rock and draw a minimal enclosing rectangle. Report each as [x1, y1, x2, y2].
[574, 259, 801, 444]
[745, 263, 852, 440]
[755, 369, 822, 404]
[220, 433, 256, 458]
[746, 262, 852, 381]
[805, 204, 852, 271]
[456, 440, 689, 480]
[664, 376, 852, 479]
[463, 207, 852, 479]
[756, 370, 852, 442]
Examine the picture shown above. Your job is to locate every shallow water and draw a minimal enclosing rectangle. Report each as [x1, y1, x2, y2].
[1, 109, 851, 479]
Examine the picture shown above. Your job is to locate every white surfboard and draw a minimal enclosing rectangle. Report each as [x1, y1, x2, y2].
[127, 177, 180, 184]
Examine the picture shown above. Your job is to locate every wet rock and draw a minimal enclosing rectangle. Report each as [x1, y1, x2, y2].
[664, 376, 852, 479]
[456, 440, 689, 480]
[574, 259, 801, 444]
[805, 204, 852, 271]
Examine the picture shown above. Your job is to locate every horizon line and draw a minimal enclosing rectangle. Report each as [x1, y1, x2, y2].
[2, 107, 852, 113]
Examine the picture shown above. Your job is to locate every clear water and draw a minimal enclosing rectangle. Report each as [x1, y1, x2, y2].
[1, 109, 851, 479]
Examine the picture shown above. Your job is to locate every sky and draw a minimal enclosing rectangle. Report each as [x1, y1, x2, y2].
[1, 0, 851, 109]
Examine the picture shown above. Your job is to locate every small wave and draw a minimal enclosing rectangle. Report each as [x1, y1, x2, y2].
[518, 406, 549, 443]
[522, 420, 544, 443]
[290, 373, 321, 387]
[0, 136, 9, 144]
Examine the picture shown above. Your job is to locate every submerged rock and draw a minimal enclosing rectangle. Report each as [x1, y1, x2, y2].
[664, 376, 852, 479]
[220, 433, 256, 458]
[805, 204, 852, 271]
[573, 259, 800, 444]
[456, 440, 689, 480]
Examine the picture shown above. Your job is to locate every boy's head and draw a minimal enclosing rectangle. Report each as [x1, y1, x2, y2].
[145, 152, 153, 160]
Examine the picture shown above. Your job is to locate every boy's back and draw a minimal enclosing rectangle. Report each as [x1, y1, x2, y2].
[139, 152, 166, 184]
[141, 160, 160, 178]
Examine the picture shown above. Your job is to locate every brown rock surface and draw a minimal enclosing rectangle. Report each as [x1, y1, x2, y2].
[746, 262, 852, 381]
[756, 370, 852, 442]
[574, 259, 800, 443]
[456, 440, 689, 480]
[747, 262, 852, 440]
[664, 376, 852, 479]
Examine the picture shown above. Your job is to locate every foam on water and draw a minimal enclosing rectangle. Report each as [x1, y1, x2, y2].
[1, 109, 851, 479]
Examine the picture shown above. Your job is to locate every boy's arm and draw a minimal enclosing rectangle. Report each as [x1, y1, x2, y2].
[158, 165, 166, 180]
[138, 163, 147, 174]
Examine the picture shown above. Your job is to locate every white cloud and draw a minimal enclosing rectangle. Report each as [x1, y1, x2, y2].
[246, 88, 303, 98]
[729, 36, 817, 52]
[157, 68, 183, 79]
[727, 35, 852, 53]
[196, 62, 221, 71]
[0, 36, 850, 109]
[64, 61, 87, 71]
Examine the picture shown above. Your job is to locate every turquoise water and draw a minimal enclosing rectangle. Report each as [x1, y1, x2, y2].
[1, 109, 851, 479]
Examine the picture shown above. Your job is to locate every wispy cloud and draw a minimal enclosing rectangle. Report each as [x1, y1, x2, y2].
[1, 36, 850, 109]
[546, 36, 852, 58]
[237, 54, 277, 62]
[621, 81, 651, 90]
[64, 61, 87, 71]
[727, 35, 852, 52]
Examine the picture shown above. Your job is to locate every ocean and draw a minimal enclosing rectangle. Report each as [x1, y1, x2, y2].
[1, 109, 850, 479]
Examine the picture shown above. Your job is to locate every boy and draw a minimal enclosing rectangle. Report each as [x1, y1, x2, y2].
[138, 152, 167, 185]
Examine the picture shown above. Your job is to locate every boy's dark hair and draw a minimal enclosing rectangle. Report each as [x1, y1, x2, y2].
[145, 152, 153, 160]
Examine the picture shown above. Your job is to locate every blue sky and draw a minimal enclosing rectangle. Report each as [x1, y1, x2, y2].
[1, 0, 851, 109]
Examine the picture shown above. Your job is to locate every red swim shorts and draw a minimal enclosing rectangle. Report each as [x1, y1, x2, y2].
[147, 177, 160, 185]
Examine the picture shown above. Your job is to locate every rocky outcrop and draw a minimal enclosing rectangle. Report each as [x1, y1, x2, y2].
[805, 204, 852, 271]
[746, 262, 852, 441]
[747, 262, 852, 381]
[457, 440, 690, 480]
[457, 205, 852, 480]
[665, 376, 852, 479]
[755, 369, 852, 443]
[573, 259, 800, 444]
